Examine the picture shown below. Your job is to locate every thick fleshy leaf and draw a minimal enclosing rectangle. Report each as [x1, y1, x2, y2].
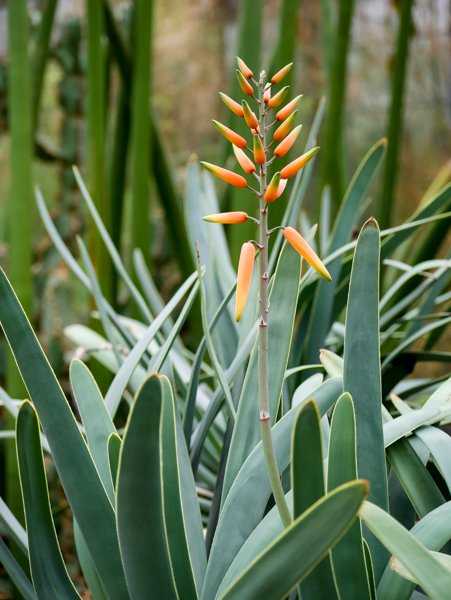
[221, 481, 368, 600]
[0, 538, 36, 600]
[343, 220, 388, 579]
[328, 393, 372, 599]
[16, 402, 81, 599]
[0, 267, 128, 599]
[116, 375, 177, 598]
[292, 401, 339, 599]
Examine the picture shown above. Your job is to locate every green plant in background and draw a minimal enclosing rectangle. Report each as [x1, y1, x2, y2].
[0, 44, 450, 596]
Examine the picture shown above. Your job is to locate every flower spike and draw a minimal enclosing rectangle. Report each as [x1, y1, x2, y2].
[276, 94, 303, 121]
[237, 70, 254, 96]
[219, 92, 244, 117]
[237, 56, 253, 79]
[200, 162, 248, 188]
[242, 101, 259, 130]
[283, 227, 331, 280]
[203, 211, 248, 224]
[273, 111, 298, 141]
[267, 86, 289, 108]
[233, 145, 256, 174]
[280, 146, 320, 179]
[212, 120, 247, 149]
[271, 62, 293, 84]
[253, 134, 266, 165]
[273, 125, 302, 157]
[235, 242, 256, 321]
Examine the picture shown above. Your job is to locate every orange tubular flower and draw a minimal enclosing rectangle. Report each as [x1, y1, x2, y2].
[237, 56, 253, 79]
[212, 120, 247, 149]
[276, 94, 303, 121]
[237, 70, 254, 96]
[201, 161, 248, 188]
[271, 62, 293, 84]
[264, 172, 281, 203]
[280, 146, 320, 179]
[203, 211, 248, 224]
[253, 134, 266, 165]
[219, 92, 244, 117]
[283, 227, 331, 281]
[267, 86, 289, 108]
[233, 145, 256, 174]
[235, 242, 256, 321]
[273, 124, 302, 157]
[242, 101, 259, 130]
[273, 111, 298, 141]
[263, 84, 271, 105]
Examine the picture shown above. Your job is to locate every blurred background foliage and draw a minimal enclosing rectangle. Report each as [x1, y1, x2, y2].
[0, 0, 449, 596]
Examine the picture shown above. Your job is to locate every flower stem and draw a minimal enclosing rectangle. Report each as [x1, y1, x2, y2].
[257, 72, 292, 528]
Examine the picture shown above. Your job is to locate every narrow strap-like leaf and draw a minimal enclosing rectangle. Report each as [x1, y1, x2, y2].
[0, 537, 36, 600]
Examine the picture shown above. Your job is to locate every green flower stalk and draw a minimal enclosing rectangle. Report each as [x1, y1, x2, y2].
[202, 58, 331, 527]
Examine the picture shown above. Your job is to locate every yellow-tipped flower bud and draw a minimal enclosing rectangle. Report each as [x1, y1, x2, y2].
[264, 172, 281, 203]
[203, 211, 248, 224]
[263, 84, 271, 105]
[233, 145, 256, 174]
[271, 62, 293, 84]
[280, 146, 320, 179]
[276, 94, 303, 121]
[235, 242, 256, 321]
[273, 124, 302, 157]
[267, 86, 289, 108]
[237, 56, 253, 79]
[201, 161, 248, 188]
[219, 92, 244, 117]
[273, 111, 298, 141]
[242, 101, 259, 130]
[212, 120, 247, 149]
[283, 227, 331, 281]
[237, 70, 254, 96]
[253, 134, 266, 165]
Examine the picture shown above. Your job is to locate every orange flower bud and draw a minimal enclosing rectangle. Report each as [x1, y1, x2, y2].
[264, 172, 281, 203]
[212, 120, 247, 149]
[273, 111, 298, 141]
[242, 101, 259, 130]
[273, 125, 302, 157]
[237, 56, 253, 79]
[280, 146, 320, 179]
[263, 84, 271, 105]
[271, 62, 293, 84]
[203, 211, 248, 224]
[233, 145, 256, 174]
[237, 70, 254, 96]
[276, 94, 303, 121]
[219, 92, 244, 117]
[201, 161, 248, 188]
[253, 134, 266, 165]
[283, 227, 331, 281]
[235, 242, 256, 321]
[267, 86, 289, 108]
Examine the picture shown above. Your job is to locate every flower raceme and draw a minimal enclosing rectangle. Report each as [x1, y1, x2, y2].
[201, 57, 331, 318]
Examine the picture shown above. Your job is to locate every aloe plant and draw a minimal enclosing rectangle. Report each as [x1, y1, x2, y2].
[1, 46, 451, 599]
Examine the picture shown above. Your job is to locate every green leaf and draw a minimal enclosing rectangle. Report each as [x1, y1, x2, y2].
[0, 496, 28, 553]
[117, 376, 177, 598]
[292, 401, 339, 599]
[202, 377, 343, 600]
[70, 360, 116, 501]
[108, 433, 122, 490]
[0, 537, 36, 600]
[221, 481, 368, 600]
[16, 401, 80, 599]
[0, 268, 128, 600]
[343, 219, 388, 579]
[222, 242, 301, 500]
[327, 393, 372, 599]
[361, 501, 451, 600]
[160, 376, 207, 598]
[304, 140, 386, 366]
